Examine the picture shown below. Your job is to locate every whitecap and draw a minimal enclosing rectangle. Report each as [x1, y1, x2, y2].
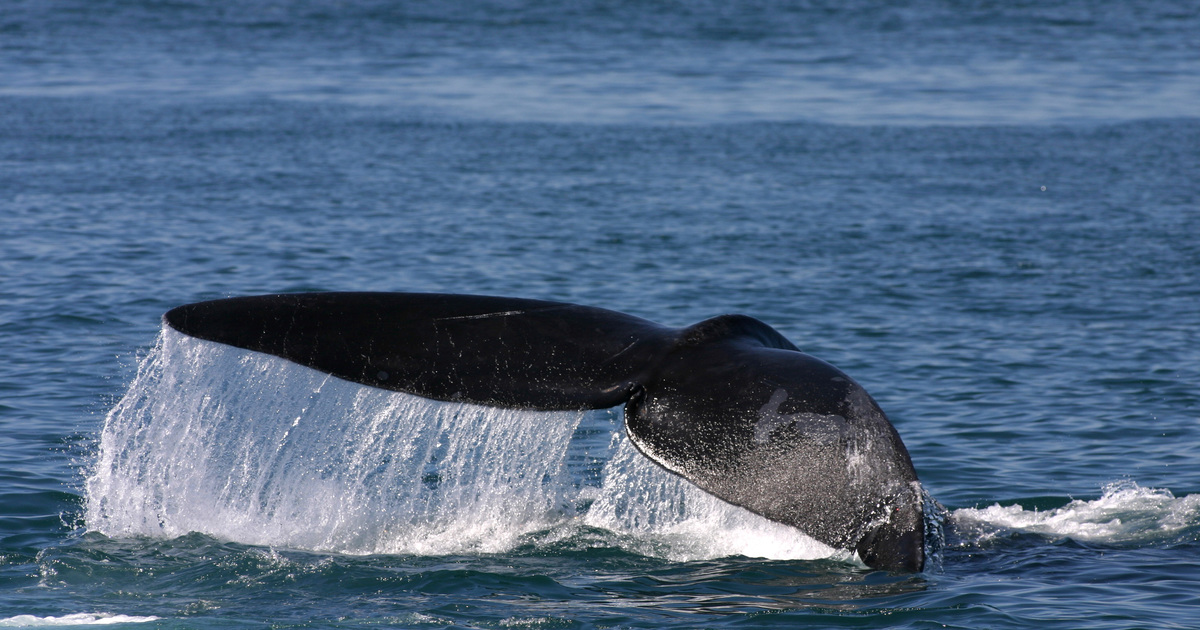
[0, 614, 159, 627]
[952, 480, 1200, 544]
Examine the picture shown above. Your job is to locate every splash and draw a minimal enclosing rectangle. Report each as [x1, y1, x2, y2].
[951, 481, 1200, 545]
[585, 433, 844, 562]
[85, 327, 838, 561]
[86, 328, 586, 555]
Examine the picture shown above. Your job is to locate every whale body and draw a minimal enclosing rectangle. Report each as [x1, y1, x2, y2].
[164, 292, 924, 571]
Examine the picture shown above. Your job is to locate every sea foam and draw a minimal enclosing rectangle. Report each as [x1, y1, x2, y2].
[0, 614, 159, 627]
[951, 480, 1200, 545]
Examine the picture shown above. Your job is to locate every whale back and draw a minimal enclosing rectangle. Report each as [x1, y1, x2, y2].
[163, 292, 923, 571]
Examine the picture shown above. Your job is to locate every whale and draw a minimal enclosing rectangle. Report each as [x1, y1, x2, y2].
[163, 292, 925, 571]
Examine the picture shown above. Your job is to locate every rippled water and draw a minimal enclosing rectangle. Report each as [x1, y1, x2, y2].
[3, 1, 1199, 628]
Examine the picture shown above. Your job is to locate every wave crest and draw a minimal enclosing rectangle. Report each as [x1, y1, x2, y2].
[951, 481, 1200, 545]
[0, 614, 159, 627]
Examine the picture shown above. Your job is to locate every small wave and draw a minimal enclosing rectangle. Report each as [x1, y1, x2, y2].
[0, 614, 159, 627]
[951, 481, 1200, 545]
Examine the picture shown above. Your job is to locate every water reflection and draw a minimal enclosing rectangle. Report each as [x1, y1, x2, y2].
[599, 558, 929, 615]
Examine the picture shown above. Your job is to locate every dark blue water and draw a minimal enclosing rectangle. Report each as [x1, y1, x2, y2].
[3, 1, 1199, 628]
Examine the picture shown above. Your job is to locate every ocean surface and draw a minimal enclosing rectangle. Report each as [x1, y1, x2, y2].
[2, 1, 1199, 628]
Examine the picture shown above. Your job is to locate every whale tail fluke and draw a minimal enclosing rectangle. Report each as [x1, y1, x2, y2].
[164, 292, 924, 571]
[165, 292, 669, 410]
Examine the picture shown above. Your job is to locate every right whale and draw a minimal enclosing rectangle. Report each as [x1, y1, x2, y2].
[164, 292, 925, 571]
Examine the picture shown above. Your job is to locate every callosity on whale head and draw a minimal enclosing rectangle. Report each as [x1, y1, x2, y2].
[163, 293, 925, 571]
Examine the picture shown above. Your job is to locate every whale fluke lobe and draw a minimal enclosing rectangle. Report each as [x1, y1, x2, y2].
[164, 292, 924, 571]
[164, 293, 668, 410]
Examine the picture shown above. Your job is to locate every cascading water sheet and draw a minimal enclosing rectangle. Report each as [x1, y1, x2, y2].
[584, 435, 844, 562]
[85, 326, 847, 562]
[86, 327, 588, 555]
[88, 326, 1195, 567]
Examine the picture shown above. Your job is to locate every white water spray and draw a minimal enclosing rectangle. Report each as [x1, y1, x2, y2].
[86, 328, 585, 554]
[86, 327, 836, 561]
[585, 435, 842, 561]
[951, 481, 1200, 545]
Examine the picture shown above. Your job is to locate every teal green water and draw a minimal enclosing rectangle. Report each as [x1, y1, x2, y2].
[3, 1, 1200, 628]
